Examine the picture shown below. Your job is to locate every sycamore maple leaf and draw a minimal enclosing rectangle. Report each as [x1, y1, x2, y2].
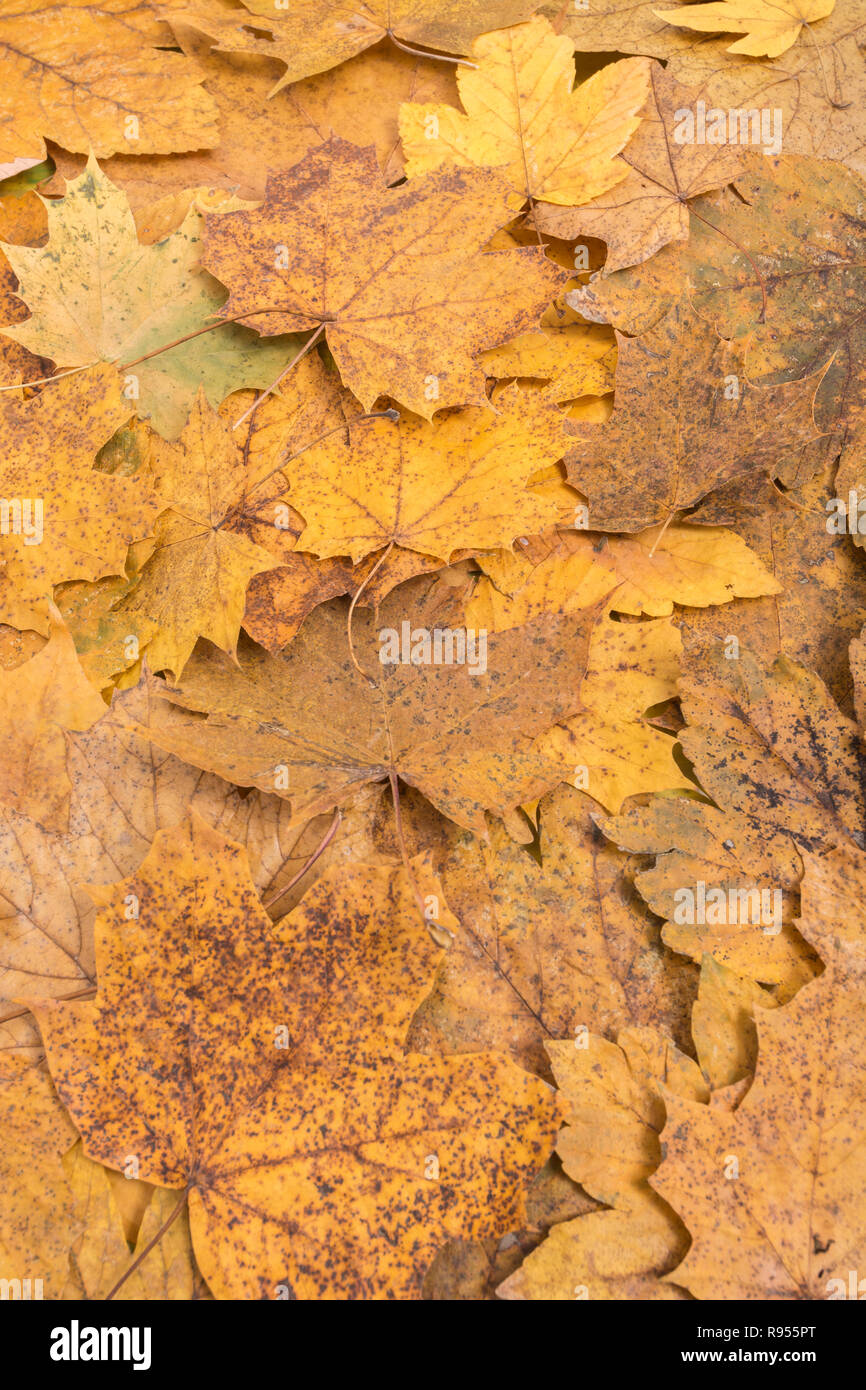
[653, 857, 866, 1298]
[599, 640, 865, 989]
[34, 816, 562, 1299]
[202, 139, 566, 419]
[0, 0, 218, 164]
[0, 159, 302, 438]
[653, 0, 835, 58]
[162, 0, 543, 89]
[399, 17, 652, 207]
[570, 158, 866, 433]
[499, 1027, 706, 1300]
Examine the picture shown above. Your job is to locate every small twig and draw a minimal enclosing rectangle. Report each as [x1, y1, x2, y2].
[263, 810, 342, 914]
[0, 304, 311, 393]
[801, 19, 850, 109]
[770, 477, 825, 517]
[0, 362, 98, 393]
[647, 510, 675, 558]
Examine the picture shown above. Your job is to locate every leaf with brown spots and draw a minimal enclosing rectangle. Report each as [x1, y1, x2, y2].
[0, 0, 218, 165]
[34, 815, 562, 1299]
[408, 784, 696, 1076]
[44, 43, 459, 212]
[598, 639, 865, 991]
[562, 300, 826, 532]
[535, 63, 747, 273]
[0, 671, 347, 1014]
[202, 139, 566, 418]
[0, 365, 158, 633]
[287, 387, 573, 565]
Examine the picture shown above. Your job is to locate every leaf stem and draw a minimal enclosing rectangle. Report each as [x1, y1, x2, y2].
[387, 30, 477, 67]
[232, 324, 326, 430]
[263, 809, 342, 913]
[104, 1185, 190, 1301]
[347, 539, 395, 683]
[388, 771, 431, 927]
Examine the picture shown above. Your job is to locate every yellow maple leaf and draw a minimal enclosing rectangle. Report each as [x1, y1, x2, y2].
[35, 816, 562, 1299]
[399, 16, 651, 205]
[118, 390, 283, 679]
[290, 388, 573, 564]
[0, 0, 217, 164]
[653, 0, 835, 58]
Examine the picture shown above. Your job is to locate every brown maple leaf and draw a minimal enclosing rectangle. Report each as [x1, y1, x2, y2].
[162, 0, 543, 89]
[121, 576, 602, 838]
[202, 139, 566, 418]
[563, 301, 826, 530]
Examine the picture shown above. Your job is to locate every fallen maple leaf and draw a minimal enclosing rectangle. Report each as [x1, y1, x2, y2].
[0, 159, 303, 438]
[571, 157, 866, 433]
[289, 387, 573, 565]
[202, 139, 566, 418]
[0, 668, 337, 1010]
[163, 0, 543, 89]
[45, 43, 459, 212]
[598, 639, 865, 988]
[35, 816, 561, 1299]
[0, 0, 218, 165]
[409, 785, 695, 1075]
[563, 301, 825, 530]
[399, 18, 651, 207]
[680, 461, 866, 717]
[652, 854, 866, 1298]
[499, 1027, 706, 1299]
[653, 0, 835, 58]
[117, 390, 284, 678]
[469, 522, 781, 622]
[122, 577, 603, 838]
[536, 63, 746, 272]
[0, 366, 158, 632]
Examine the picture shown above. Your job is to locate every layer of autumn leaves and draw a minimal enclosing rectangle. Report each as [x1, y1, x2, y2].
[0, 0, 865, 1302]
